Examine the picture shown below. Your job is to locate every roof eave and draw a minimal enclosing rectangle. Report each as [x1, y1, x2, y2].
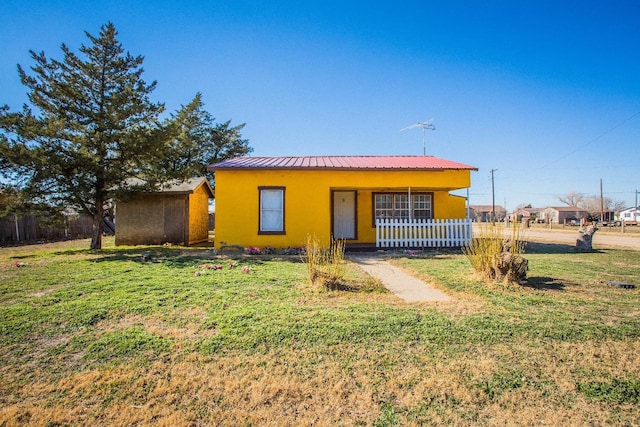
[211, 166, 477, 172]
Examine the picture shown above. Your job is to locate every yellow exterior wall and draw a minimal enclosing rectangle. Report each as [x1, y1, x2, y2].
[187, 185, 212, 244]
[214, 168, 471, 249]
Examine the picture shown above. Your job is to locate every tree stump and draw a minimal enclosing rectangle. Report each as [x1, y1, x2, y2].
[493, 252, 528, 283]
[576, 223, 598, 251]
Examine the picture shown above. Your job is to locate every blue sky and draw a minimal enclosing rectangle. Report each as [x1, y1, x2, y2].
[2, 1, 639, 209]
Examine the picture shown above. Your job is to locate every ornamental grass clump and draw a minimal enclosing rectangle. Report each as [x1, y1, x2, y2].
[303, 234, 346, 290]
[463, 223, 528, 284]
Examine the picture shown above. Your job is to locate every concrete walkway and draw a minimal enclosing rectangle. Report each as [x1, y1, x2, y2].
[349, 255, 451, 302]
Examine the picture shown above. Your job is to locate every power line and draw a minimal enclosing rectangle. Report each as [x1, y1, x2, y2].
[538, 110, 640, 170]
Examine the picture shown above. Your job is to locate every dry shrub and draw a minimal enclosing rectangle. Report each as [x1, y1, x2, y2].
[463, 223, 528, 284]
[303, 234, 346, 290]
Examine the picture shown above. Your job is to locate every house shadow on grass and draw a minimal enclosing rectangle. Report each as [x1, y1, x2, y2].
[54, 246, 304, 268]
[525, 242, 604, 255]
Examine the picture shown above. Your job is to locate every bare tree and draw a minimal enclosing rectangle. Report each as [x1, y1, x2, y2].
[558, 190, 627, 219]
[558, 191, 585, 207]
[581, 195, 625, 218]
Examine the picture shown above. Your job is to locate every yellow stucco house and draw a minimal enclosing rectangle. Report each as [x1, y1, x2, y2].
[209, 156, 477, 250]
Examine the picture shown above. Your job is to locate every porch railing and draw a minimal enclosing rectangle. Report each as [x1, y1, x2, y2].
[375, 218, 472, 248]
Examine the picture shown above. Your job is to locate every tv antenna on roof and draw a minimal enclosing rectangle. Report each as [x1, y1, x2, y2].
[401, 118, 435, 155]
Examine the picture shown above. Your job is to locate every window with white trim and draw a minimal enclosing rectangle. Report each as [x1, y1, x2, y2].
[373, 193, 432, 223]
[412, 194, 432, 220]
[259, 187, 285, 234]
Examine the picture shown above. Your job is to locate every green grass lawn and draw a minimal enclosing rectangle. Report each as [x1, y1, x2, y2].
[0, 238, 638, 426]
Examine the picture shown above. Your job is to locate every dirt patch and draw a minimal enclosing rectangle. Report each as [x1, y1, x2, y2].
[30, 288, 57, 298]
[95, 309, 218, 341]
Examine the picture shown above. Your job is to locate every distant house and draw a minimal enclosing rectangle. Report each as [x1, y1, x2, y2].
[539, 206, 589, 224]
[618, 206, 640, 223]
[509, 207, 540, 222]
[469, 205, 507, 222]
[115, 177, 214, 246]
[209, 155, 477, 249]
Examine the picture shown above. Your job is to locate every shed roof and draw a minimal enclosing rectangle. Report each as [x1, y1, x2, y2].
[160, 177, 213, 195]
[125, 177, 214, 197]
[210, 156, 478, 171]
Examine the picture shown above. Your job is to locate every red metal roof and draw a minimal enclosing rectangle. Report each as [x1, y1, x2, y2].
[210, 156, 478, 171]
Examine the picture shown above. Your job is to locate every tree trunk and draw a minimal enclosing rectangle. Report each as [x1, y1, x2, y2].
[493, 252, 528, 283]
[576, 223, 598, 251]
[90, 201, 104, 250]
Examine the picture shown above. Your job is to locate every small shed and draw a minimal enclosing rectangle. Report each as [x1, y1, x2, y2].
[115, 177, 214, 246]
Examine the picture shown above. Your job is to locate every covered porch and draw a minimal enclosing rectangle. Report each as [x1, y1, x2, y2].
[331, 185, 471, 249]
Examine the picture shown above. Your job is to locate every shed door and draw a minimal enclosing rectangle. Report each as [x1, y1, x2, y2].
[333, 191, 356, 239]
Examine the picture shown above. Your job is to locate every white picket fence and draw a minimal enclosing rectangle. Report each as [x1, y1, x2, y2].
[375, 218, 472, 248]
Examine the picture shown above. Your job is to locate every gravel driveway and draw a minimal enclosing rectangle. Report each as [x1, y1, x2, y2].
[507, 227, 640, 250]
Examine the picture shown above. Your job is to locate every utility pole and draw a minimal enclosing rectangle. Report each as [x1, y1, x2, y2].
[600, 178, 604, 222]
[491, 169, 498, 225]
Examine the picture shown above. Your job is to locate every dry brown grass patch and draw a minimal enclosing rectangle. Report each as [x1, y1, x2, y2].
[2, 339, 639, 426]
[92, 309, 217, 345]
[0, 349, 384, 426]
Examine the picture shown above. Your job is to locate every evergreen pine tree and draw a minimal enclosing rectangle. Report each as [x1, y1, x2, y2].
[0, 22, 164, 249]
[158, 92, 252, 184]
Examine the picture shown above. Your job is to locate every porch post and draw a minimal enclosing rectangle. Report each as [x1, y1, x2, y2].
[466, 187, 470, 219]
